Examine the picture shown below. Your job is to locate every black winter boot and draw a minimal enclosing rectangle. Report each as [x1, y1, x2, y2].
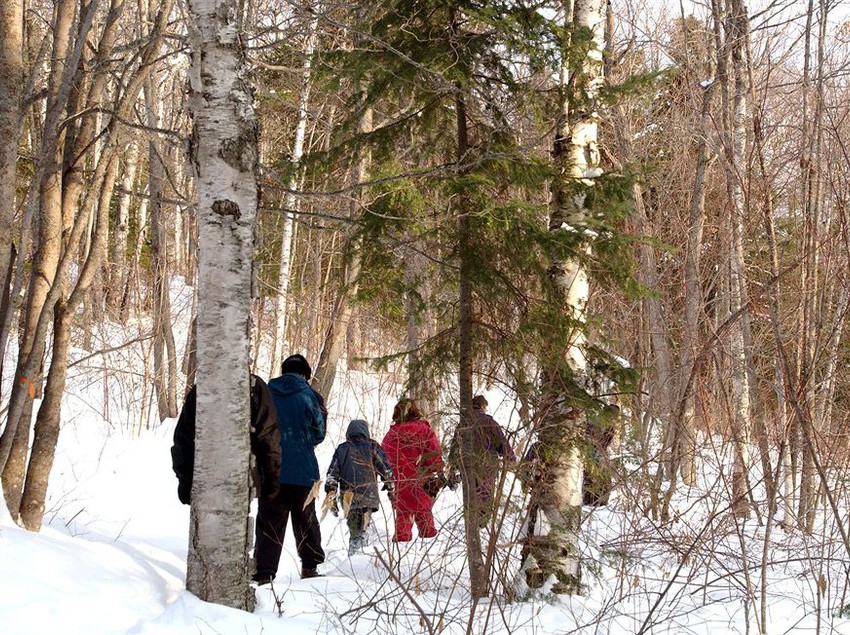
[252, 572, 274, 586]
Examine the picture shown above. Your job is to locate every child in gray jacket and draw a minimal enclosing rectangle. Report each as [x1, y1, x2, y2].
[326, 419, 395, 555]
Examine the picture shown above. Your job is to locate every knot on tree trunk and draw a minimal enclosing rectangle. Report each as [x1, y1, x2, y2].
[212, 199, 240, 218]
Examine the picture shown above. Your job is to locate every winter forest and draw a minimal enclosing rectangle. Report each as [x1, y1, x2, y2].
[2, 0, 850, 632]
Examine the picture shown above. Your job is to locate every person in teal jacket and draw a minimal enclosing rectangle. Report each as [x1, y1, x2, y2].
[253, 354, 327, 583]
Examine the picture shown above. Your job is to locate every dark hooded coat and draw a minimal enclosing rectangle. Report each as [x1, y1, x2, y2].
[326, 419, 394, 512]
[170, 374, 281, 505]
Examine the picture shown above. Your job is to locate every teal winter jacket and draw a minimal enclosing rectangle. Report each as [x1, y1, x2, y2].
[268, 373, 327, 486]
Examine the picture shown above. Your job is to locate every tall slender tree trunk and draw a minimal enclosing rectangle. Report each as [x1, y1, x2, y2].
[106, 143, 139, 313]
[146, 74, 179, 421]
[19, 152, 119, 531]
[677, 48, 717, 490]
[0, 0, 79, 486]
[0, 0, 24, 392]
[271, 7, 319, 376]
[185, 0, 259, 610]
[530, 0, 605, 595]
[606, 51, 677, 510]
[452, 79, 487, 600]
[717, 0, 752, 519]
[796, 0, 826, 534]
[312, 81, 371, 400]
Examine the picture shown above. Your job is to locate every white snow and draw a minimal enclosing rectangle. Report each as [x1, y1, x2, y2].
[3, 291, 850, 634]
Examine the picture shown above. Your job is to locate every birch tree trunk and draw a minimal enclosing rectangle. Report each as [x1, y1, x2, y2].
[717, 0, 752, 519]
[0, 0, 82, 483]
[271, 7, 319, 376]
[311, 83, 371, 400]
[529, 0, 605, 595]
[796, 0, 826, 533]
[185, 0, 259, 610]
[146, 73, 179, 421]
[106, 142, 139, 313]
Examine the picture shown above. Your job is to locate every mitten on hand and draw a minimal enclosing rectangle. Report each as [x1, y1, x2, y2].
[423, 474, 447, 498]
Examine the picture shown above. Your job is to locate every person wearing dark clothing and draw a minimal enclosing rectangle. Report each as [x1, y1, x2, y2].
[517, 404, 618, 585]
[253, 354, 328, 583]
[381, 398, 444, 542]
[449, 395, 516, 527]
[325, 419, 395, 555]
[170, 374, 281, 505]
[582, 404, 618, 506]
[517, 437, 546, 585]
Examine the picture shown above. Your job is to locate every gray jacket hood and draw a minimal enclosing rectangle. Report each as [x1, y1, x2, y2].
[346, 419, 370, 441]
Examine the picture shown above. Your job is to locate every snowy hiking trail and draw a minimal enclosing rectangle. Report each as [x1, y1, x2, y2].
[4, 359, 850, 634]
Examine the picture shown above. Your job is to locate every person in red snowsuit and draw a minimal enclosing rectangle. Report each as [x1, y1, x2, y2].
[381, 398, 444, 542]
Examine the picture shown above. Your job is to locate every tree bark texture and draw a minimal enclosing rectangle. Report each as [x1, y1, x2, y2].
[531, 0, 606, 595]
[271, 7, 319, 377]
[716, 0, 753, 519]
[185, 0, 259, 611]
[454, 83, 487, 600]
[0, 0, 24, 381]
[147, 76, 179, 421]
[0, 0, 82, 483]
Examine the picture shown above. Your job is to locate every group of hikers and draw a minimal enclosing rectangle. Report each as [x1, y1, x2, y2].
[170, 353, 616, 586]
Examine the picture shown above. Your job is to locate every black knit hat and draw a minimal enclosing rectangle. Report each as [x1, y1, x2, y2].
[281, 354, 312, 380]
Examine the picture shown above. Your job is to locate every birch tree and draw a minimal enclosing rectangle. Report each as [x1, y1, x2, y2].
[185, 0, 259, 610]
[528, 0, 606, 594]
[715, 0, 753, 519]
[270, 6, 320, 376]
[0, 0, 94, 491]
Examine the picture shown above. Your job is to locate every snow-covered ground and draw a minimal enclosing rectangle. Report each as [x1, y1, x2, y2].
[3, 293, 850, 634]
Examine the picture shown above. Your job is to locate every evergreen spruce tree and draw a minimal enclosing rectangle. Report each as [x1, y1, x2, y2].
[269, 0, 638, 598]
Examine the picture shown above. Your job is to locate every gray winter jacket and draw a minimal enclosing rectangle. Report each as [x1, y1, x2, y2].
[326, 419, 394, 511]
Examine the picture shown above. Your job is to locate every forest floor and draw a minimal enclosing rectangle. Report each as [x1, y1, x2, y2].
[2, 287, 850, 634]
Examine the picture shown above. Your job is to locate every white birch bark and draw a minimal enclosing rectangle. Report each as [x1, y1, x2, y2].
[271, 7, 320, 376]
[530, 0, 605, 594]
[185, 0, 259, 611]
[106, 142, 139, 312]
[717, 0, 752, 519]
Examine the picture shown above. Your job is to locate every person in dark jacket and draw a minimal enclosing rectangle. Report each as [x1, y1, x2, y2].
[448, 395, 516, 528]
[325, 419, 395, 555]
[517, 403, 619, 585]
[381, 398, 444, 542]
[253, 354, 328, 583]
[582, 404, 618, 506]
[170, 373, 281, 506]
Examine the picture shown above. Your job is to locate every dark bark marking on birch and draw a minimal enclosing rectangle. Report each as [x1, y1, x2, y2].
[219, 126, 258, 172]
[212, 199, 240, 218]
